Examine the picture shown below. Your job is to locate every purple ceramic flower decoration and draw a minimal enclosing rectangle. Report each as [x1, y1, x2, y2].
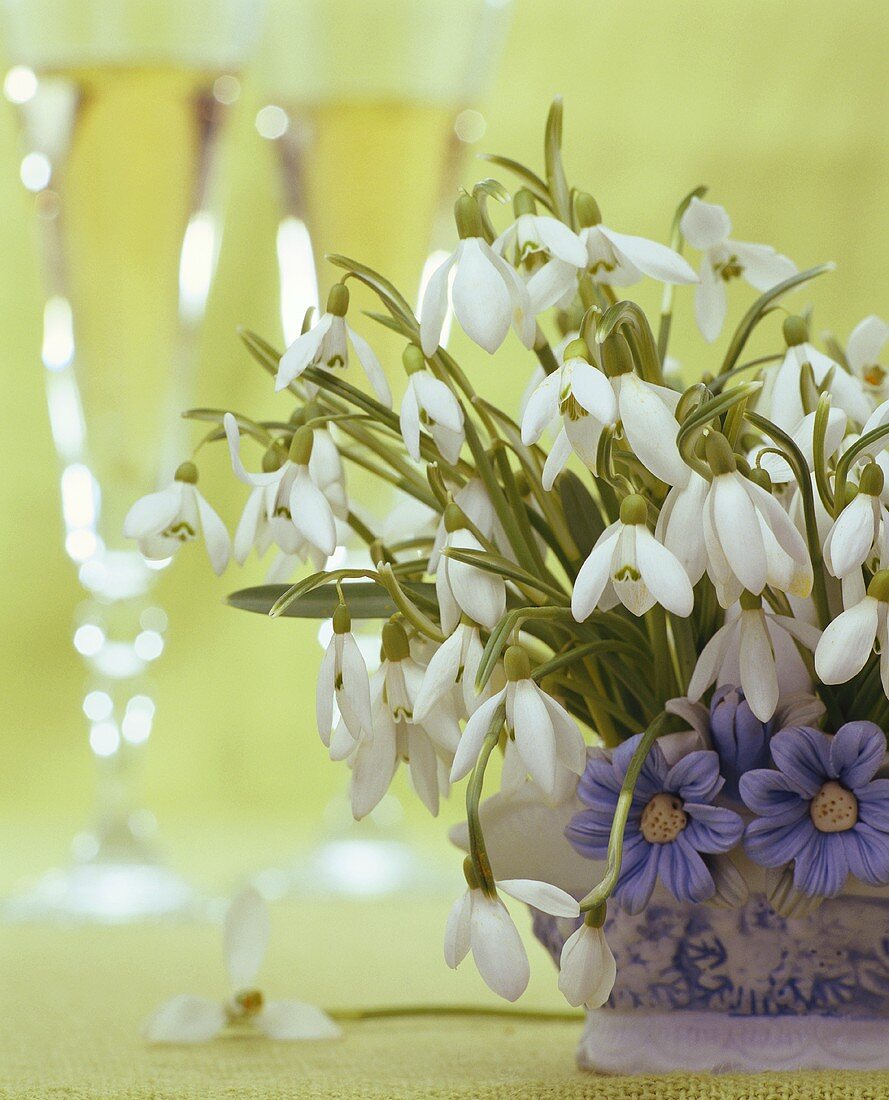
[709, 686, 773, 801]
[740, 722, 889, 897]
[566, 734, 744, 914]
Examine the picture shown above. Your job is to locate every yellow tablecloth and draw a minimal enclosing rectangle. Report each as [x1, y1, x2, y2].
[3, 900, 889, 1099]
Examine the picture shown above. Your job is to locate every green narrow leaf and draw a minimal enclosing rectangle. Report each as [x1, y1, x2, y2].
[477, 153, 553, 210]
[544, 97, 571, 224]
[227, 581, 437, 620]
[558, 471, 606, 558]
[326, 253, 418, 330]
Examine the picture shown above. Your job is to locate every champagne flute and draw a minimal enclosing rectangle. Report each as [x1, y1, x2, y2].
[247, 0, 512, 900]
[1, 0, 262, 921]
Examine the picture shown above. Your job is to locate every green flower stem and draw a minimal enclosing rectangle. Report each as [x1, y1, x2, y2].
[833, 420, 889, 515]
[345, 510, 377, 546]
[534, 330, 560, 377]
[466, 702, 506, 891]
[708, 353, 784, 396]
[667, 613, 697, 693]
[269, 568, 379, 618]
[812, 394, 836, 514]
[327, 1004, 581, 1023]
[377, 563, 445, 643]
[656, 185, 707, 365]
[578, 711, 670, 913]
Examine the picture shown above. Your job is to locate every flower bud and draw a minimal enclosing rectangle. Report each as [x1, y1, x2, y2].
[563, 336, 591, 363]
[704, 431, 737, 475]
[262, 446, 283, 473]
[332, 603, 351, 635]
[174, 461, 198, 484]
[619, 494, 647, 526]
[513, 188, 536, 218]
[859, 462, 885, 498]
[402, 344, 426, 376]
[327, 283, 349, 317]
[709, 685, 771, 800]
[455, 193, 483, 239]
[575, 191, 602, 228]
[504, 645, 531, 682]
[782, 315, 808, 347]
[443, 501, 468, 533]
[289, 425, 314, 466]
[381, 620, 410, 662]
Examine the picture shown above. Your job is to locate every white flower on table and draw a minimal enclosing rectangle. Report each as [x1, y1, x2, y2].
[124, 461, 230, 575]
[420, 194, 534, 356]
[450, 645, 586, 798]
[680, 196, 797, 342]
[445, 861, 580, 1002]
[224, 412, 337, 562]
[572, 494, 694, 621]
[143, 887, 340, 1044]
[399, 345, 465, 466]
[275, 282, 392, 406]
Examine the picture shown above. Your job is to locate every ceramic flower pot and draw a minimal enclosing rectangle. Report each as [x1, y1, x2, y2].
[533, 883, 889, 1073]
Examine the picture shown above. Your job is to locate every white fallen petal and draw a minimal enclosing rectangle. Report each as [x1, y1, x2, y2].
[142, 995, 226, 1044]
[224, 886, 270, 990]
[259, 1000, 342, 1041]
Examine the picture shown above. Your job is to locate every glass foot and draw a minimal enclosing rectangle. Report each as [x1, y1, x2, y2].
[4, 856, 204, 923]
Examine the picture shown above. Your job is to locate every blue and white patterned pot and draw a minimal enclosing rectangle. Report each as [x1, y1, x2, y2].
[533, 888, 889, 1072]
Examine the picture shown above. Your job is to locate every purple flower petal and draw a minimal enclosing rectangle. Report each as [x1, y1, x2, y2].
[611, 734, 669, 800]
[665, 750, 723, 803]
[739, 769, 807, 816]
[845, 822, 889, 887]
[577, 756, 623, 807]
[857, 779, 889, 831]
[683, 803, 744, 853]
[830, 721, 887, 789]
[793, 831, 849, 898]
[768, 726, 832, 798]
[659, 834, 715, 904]
[613, 837, 660, 915]
[565, 809, 613, 860]
[743, 803, 812, 867]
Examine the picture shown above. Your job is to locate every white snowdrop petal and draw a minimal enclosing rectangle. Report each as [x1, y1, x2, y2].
[848, 315, 889, 371]
[598, 225, 698, 285]
[694, 259, 728, 343]
[224, 413, 286, 487]
[512, 679, 557, 794]
[349, 723, 397, 819]
[572, 526, 621, 621]
[233, 487, 265, 565]
[224, 887, 270, 990]
[533, 215, 588, 267]
[569, 361, 619, 423]
[450, 691, 505, 783]
[124, 483, 183, 540]
[444, 889, 472, 968]
[731, 240, 796, 292]
[713, 475, 767, 593]
[815, 598, 879, 685]
[399, 380, 422, 462]
[413, 371, 464, 433]
[618, 373, 687, 485]
[290, 470, 337, 557]
[276, 316, 330, 390]
[679, 197, 732, 250]
[469, 893, 530, 1002]
[521, 370, 561, 444]
[542, 427, 572, 491]
[347, 324, 392, 406]
[526, 257, 578, 314]
[497, 878, 580, 918]
[687, 622, 734, 700]
[452, 238, 513, 354]
[195, 488, 231, 576]
[259, 1001, 342, 1041]
[739, 610, 779, 721]
[420, 248, 457, 356]
[316, 639, 336, 744]
[635, 527, 694, 617]
[142, 995, 226, 1044]
[414, 629, 464, 721]
[558, 924, 617, 1009]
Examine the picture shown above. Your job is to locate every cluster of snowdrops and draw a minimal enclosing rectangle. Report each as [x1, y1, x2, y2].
[126, 103, 889, 1010]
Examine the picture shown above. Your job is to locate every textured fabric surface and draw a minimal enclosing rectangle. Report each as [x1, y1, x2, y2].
[3, 902, 889, 1099]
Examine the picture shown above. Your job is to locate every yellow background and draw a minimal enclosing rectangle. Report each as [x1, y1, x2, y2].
[2, 0, 889, 910]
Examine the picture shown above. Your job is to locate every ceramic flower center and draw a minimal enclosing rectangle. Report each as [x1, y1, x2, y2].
[810, 780, 858, 833]
[640, 792, 688, 843]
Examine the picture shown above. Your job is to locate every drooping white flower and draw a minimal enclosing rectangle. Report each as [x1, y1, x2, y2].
[655, 470, 710, 585]
[572, 494, 694, 621]
[437, 509, 506, 635]
[450, 645, 586, 797]
[747, 405, 847, 485]
[143, 888, 340, 1043]
[815, 570, 889, 693]
[848, 314, 889, 401]
[444, 869, 580, 1002]
[762, 317, 872, 432]
[688, 594, 821, 722]
[824, 464, 885, 578]
[124, 461, 230, 575]
[680, 197, 797, 341]
[316, 603, 373, 749]
[413, 621, 492, 721]
[493, 191, 587, 271]
[399, 346, 465, 466]
[420, 194, 533, 356]
[558, 917, 617, 1009]
[276, 283, 392, 405]
[224, 413, 337, 561]
[347, 622, 460, 819]
[700, 432, 812, 607]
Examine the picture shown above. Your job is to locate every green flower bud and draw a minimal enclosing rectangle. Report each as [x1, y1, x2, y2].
[289, 406, 307, 427]
[262, 446, 283, 473]
[747, 466, 772, 493]
[174, 461, 198, 484]
[563, 337, 591, 363]
[513, 188, 537, 218]
[381, 620, 410, 662]
[584, 903, 607, 929]
[443, 501, 468, 533]
[619, 493, 648, 526]
[327, 283, 349, 317]
[402, 344, 426, 376]
[288, 425, 314, 466]
[575, 191, 602, 228]
[504, 644, 531, 682]
[332, 603, 351, 635]
[783, 315, 808, 347]
[860, 462, 885, 498]
[463, 856, 480, 891]
[455, 194, 483, 240]
[705, 431, 738, 475]
[868, 570, 889, 603]
[739, 590, 762, 611]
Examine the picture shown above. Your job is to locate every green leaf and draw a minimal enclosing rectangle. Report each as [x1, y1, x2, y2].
[544, 97, 571, 224]
[227, 582, 436, 620]
[442, 546, 568, 602]
[720, 263, 835, 376]
[477, 154, 553, 210]
[558, 471, 605, 558]
[326, 254, 418, 330]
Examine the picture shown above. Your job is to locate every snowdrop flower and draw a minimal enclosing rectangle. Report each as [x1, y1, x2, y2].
[348, 622, 459, 818]
[655, 470, 710, 585]
[420, 194, 533, 356]
[413, 620, 491, 721]
[437, 504, 506, 635]
[763, 316, 872, 432]
[143, 888, 340, 1043]
[558, 916, 617, 1009]
[445, 859, 580, 1002]
[450, 645, 586, 798]
[748, 405, 847, 485]
[224, 413, 337, 561]
[399, 344, 465, 466]
[688, 593, 821, 722]
[824, 464, 885, 578]
[276, 283, 392, 405]
[316, 603, 373, 749]
[572, 494, 694, 621]
[700, 432, 812, 607]
[494, 188, 587, 270]
[848, 314, 889, 400]
[124, 461, 230, 575]
[815, 570, 889, 693]
[680, 197, 796, 341]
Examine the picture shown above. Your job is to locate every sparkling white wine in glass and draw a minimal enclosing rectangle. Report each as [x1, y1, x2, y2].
[2, 0, 261, 921]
